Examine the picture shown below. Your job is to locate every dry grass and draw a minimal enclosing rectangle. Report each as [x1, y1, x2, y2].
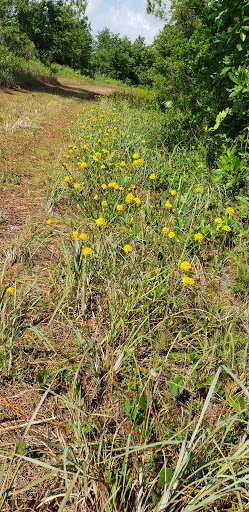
[0, 77, 248, 512]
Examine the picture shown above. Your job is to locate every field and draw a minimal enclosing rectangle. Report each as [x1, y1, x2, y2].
[0, 74, 249, 511]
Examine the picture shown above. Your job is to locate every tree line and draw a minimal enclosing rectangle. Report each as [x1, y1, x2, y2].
[1, 0, 249, 169]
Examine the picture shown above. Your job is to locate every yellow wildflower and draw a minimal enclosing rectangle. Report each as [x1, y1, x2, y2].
[195, 187, 202, 194]
[214, 217, 222, 225]
[74, 183, 81, 189]
[94, 194, 98, 200]
[133, 153, 139, 159]
[82, 247, 92, 256]
[162, 227, 169, 233]
[72, 231, 79, 237]
[78, 233, 88, 242]
[123, 245, 132, 252]
[194, 233, 204, 242]
[6, 286, 14, 294]
[168, 231, 175, 238]
[180, 261, 191, 272]
[64, 176, 70, 183]
[80, 162, 87, 168]
[120, 161, 126, 167]
[116, 204, 123, 211]
[102, 200, 108, 207]
[47, 219, 52, 225]
[225, 207, 234, 215]
[170, 190, 177, 196]
[149, 174, 156, 180]
[126, 193, 135, 204]
[165, 202, 172, 209]
[182, 276, 195, 286]
[134, 197, 141, 206]
[101, 184, 107, 190]
[96, 218, 106, 227]
[222, 225, 232, 232]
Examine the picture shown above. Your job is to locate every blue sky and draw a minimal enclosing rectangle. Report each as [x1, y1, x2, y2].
[85, 0, 166, 44]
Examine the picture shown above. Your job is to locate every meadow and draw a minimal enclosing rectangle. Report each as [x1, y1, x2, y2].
[0, 83, 249, 511]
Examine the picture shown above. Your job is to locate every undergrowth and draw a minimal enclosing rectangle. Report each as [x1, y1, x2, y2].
[0, 91, 248, 511]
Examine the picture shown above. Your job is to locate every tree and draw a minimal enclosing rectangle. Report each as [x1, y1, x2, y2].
[16, 0, 92, 70]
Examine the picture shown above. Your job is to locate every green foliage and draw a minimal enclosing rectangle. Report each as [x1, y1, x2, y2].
[92, 29, 153, 85]
[16, 0, 92, 70]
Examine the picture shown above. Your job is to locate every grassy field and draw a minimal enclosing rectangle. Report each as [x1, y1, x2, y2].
[0, 74, 249, 511]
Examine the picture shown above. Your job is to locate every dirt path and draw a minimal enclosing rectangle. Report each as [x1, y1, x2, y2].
[0, 76, 117, 263]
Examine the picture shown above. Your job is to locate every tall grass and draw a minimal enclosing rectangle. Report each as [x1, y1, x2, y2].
[1, 90, 248, 511]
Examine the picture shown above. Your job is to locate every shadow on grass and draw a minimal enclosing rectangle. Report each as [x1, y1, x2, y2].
[2, 72, 107, 100]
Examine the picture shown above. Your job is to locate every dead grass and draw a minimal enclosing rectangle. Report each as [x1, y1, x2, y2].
[0, 77, 117, 255]
[0, 76, 118, 510]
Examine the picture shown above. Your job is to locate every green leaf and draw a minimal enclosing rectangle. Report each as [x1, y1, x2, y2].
[144, 233, 150, 245]
[16, 440, 30, 456]
[124, 398, 131, 414]
[133, 224, 141, 234]
[105, 470, 113, 482]
[158, 467, 173, 487]
[169, 376, 182, 397]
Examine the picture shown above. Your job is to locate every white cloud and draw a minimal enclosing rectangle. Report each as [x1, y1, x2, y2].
[86, 0, 165, 44]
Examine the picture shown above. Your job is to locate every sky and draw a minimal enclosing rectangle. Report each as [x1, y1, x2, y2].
[85, 0, 166, 44]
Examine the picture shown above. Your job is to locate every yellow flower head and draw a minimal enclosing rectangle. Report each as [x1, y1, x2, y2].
[74, 183, 81, 189]
[102, 200, 108, 207]
[170, 189, 177, 196]
[100, 164, 106, 169]
[123, 244, 132, 252]
[101, 184, 107, 190]
[182, 276, 195, 286]
[149, 173, 156, 180]
[64, 176, 70, 183]
[47, 219, 52, 225]
[126, 193, 135, 204]
[94, 194, 98, 200]
[225, 207, 234, 216]
[165, 202, 173, 209]
[96, 217, 106, 227]
[195, 187, 202, 194]
[214, 217, 222, 225]
[180, 261, 191, 272]
[78, 233, 88, 242]
[116, 204, 123, 212]
[162, 226, 169, 233]
[222, 225, 232, 232]
[82, 247, 92, 256]
[194, 233, 204, 242]
[80, 162, 87, 168]
[168, 231, 175, 238]
[120, 161, 126, 167]
[134, 197, 141, 206]
[72, 231, 79, 237]
[133, 153, 139, 159]
[6, 286, 14, 294]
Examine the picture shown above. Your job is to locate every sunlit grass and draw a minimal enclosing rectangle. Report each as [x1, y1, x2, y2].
[1, 88, 249, 510]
